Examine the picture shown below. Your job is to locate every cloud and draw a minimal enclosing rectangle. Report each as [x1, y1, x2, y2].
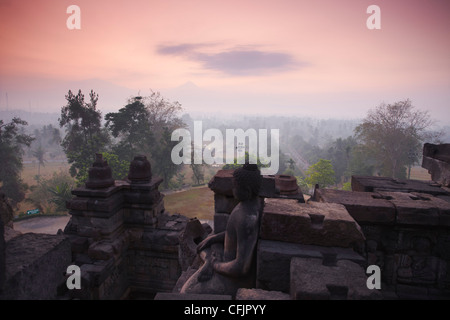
[157, 43, 300, 76]
[195, 50, 296, 75]
[156, 43, 207, 56]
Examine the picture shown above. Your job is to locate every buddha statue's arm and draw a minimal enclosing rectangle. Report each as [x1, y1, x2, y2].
[196, 231, 225, 253]
[212, 215, 258, 277]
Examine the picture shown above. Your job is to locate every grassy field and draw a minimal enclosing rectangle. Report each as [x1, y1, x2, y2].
[18, 160, 216, 220]
[163, 186, 215, 220]
[409, 166, 431, 181]
[21, 161, 70, 186]
[15, 161, 71, 216]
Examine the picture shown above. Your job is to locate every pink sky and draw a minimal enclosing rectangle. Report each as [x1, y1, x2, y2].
[0, 0, 449, 121]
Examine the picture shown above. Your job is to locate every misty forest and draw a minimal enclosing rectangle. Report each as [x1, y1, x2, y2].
[0, 89, 449, 218]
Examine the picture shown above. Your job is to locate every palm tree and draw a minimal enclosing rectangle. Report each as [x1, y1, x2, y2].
[32, 144, 46, 176]
[48, 182, 73, 213]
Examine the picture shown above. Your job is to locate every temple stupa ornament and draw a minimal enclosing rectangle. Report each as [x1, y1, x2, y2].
[85, 153, 115, 189]
[128, 155, 152, 184]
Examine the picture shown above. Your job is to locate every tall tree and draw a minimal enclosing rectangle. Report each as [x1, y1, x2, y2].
[152, 127, 181, 189]
[326, 136, 358, 183]
[354, 100, 435, 178]
[105, 91, 186, 187]
[304, 159, 335, 189]
[0, 117, 34, 205]
[143, 91, 186, 185]
[346, 144, 376, 177]
[32, 144, 46, 176]
[59, 89, 109, 183]
[105, 96, 153, 162]
[190, 142, 205, 185]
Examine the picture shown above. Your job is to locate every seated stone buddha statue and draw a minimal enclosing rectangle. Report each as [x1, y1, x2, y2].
[180, 163, 262, 296]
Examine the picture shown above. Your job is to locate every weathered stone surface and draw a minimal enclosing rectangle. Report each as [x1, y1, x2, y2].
[214, 213, 229, 233]
[208, 169, 234, 196]
[124, 208, 157, 226]
[85, 153, 115, 189]
[70, 180, 126, 198]
[256, 239, 365, 293]
[172, 267, 197, 293]
[423, 156, 450, 188]
[127, 243, 182, 294]
[260, 174, 277, 198]
[70, 193, 124, 214]
[275, 175, 299, 194]
[154, 292, 232, 300]
[97, 259, 128, 300]
[422, 143, 450, 187]
[423, 143, 450, 162]
[157, 213, 189, 232]
[394, 283, 450, 300]
[437, 195, 450, 204]
[178, 218, 209, 271]
[72, 258, 128, 300]
[127, 155, 152, 184]
[69, 235, 90, 253]
[88, 236, 127, 261]
[260, 199, 365, 248]
[208, 170, 304, 201]
[236, 288, 290, 300]
[70, 210, 125, 236]
[437, 233, 450, 261]
[316, 187, 450, 227]
[124, 187, 164, 206]
[214, 194, 239, 214]
[351, 175, 448, 196]
[314, 188, 396, 224]
[63, 154, 188, 299]
[290, 257, 382, 300]
[1, 233, 71, 299]
[380, 192, 443, 226]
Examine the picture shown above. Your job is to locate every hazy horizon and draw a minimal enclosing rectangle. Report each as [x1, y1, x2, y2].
[1, 0, 449, 123]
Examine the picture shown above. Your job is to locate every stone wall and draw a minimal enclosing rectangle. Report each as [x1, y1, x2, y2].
[1, 233, 71, 300]
[256, 198, 380, 299]
[1, 192, 73, 300]
[422, 143, 450, 187]
[0, 154, 196, 300]
[314, 176, 450, 299]
[63, 154, 189, 299]
[179, 162, 450, 300]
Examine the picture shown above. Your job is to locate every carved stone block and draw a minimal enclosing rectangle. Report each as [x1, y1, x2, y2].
[290, 257, 382, 300]
[256, 239, 365, 293]
[260, 199, 365, 248]
[314, 188, 396, 224]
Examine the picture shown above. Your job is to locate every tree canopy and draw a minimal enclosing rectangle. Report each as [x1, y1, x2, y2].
[59, 89, 109, 183]
[355, 99, 436, 178]
[105, 97, 153, 162]
[304, 159, 335, 189]
[0, 117, 34, 205]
